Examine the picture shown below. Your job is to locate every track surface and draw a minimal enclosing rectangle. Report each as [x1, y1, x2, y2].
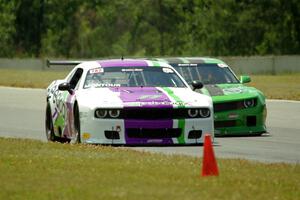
[0, 87, 299, 163]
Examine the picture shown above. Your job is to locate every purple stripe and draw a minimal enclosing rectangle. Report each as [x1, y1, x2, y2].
[52, 108, 58, 119]
[109, 87, 174, 144]
[110, 87, 172, 108]
[98, 59, 148, 67]
[125, 120, 173, 144]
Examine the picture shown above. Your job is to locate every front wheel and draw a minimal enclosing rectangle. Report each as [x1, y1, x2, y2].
[45, 103, 59, 142]
[73, 103, 81, 143]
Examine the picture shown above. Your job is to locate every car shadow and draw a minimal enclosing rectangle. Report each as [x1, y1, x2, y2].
[216, 132, 270, 138]
[95, 143, 205, 147]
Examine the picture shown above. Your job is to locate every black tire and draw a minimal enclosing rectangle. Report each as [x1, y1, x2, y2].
[45, 103, 59, 142]
[74, 103, 81, 143]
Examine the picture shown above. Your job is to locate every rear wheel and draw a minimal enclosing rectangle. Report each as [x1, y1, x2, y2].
[45, 103, 59, 142]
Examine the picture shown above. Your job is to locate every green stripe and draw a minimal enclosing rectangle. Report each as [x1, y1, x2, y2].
[54, 115, 65, 130]
[63, 91, 69, 101]
[203, 58, 224, 64]
[177, 119, 185, 144]
[162, 87, 186, 144]
[151, 60, 161, 67]
[156, 58, 168, 63]
[162, 87, 185, 108]
[178, 57, 190, 64]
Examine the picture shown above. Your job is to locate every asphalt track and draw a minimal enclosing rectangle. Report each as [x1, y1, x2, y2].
[0, 87, 299, 164]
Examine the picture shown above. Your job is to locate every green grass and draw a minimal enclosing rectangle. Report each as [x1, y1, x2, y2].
[0, 69, 299, 100]
[0, 138, 299, 200]
[0, 69, 68, 88]
[247, 73, 300, 100]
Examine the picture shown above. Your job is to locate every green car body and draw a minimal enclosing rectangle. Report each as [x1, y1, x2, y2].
[153, 57, 267, 136]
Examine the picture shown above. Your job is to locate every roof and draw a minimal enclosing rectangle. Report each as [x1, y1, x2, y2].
[150, 57, 226, 65]
[47, 58, 173, 69]
[79, 59, 172, 70]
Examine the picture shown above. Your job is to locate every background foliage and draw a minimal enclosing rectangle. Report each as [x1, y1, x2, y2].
[1, 0, 300, 58]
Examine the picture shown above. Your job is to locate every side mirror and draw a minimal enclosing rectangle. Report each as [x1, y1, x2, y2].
[191, 81, 203, 91]
[58, 82, 73, 94]
[240, 75, 251, 84]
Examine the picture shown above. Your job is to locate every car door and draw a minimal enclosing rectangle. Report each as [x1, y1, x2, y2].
[54, 67, 84, 139]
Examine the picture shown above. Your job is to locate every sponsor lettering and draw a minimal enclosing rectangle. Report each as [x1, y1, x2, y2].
[90, 68, 104, 74]
[162, 68, 174, 73]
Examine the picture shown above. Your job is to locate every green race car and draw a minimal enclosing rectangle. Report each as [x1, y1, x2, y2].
[153, 57, 267, 136]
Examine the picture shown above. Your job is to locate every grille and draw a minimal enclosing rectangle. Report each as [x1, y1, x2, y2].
[214, 98, 257, 112]
[246, 116, 256, 126]
[123, 108, 185, 119]
[215, 120, 237, 128]
[127, 128, 182, 138]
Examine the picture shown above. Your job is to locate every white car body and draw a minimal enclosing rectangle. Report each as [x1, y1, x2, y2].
[46, 59, 214, 145]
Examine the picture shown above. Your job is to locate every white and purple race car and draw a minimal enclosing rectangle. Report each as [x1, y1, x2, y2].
[45, 59, 214, 145]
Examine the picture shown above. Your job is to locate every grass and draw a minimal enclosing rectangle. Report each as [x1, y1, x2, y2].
[0, 69, 299, 100]
[0, 138, 299, 200]
[0, 69, 68, 88]
[247, 73, 300, 100]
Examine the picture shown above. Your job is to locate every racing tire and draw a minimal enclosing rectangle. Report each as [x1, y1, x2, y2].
[74, 103, 81, 143]
[45, 103, 60, 142]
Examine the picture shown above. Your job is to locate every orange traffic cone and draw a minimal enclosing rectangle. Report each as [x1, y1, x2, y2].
[202, 134, 219, 177]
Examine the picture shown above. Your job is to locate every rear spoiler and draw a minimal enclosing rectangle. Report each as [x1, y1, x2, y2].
[46, 60, 83, 68]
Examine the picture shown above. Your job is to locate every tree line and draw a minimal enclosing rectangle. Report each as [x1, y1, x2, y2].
[1, 0, 300, 58]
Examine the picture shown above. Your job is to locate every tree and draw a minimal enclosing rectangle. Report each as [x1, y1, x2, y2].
[15, 0, 45, 56]
[0, 0, 17, 57]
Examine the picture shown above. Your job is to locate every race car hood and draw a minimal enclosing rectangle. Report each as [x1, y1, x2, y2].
[76, 87, 212, 109]
[200, 84, 264, 103]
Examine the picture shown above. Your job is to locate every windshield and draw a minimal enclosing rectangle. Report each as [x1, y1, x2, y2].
[172, 63, 239, 85]
[83, 67, 186, 88]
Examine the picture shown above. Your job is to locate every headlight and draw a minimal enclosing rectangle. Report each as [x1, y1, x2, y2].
[109, 109, 120, 118]
[199, 108, 210, 118]
[188, 109, 198, 118]
[244, 99, 255, 108]
[95, 109, 107, 118]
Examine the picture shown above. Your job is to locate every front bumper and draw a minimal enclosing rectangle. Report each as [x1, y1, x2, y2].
[80, 117, 214, 145]
[214, 104, 267, 136]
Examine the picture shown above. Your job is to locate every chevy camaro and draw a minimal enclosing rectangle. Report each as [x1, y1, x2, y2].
[46, 59, 214, 145]
[152, 57, 267, 136]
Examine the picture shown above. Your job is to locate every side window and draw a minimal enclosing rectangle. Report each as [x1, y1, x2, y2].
[69, 68, 83, 89]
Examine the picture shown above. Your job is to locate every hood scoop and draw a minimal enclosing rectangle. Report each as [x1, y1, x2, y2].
[117, 87, 169, 103]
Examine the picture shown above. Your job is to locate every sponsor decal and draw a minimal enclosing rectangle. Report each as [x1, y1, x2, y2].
[124, 102, 141, 107]
[82, 133, 91, 140]
[95, 83, 121, 87]
[223, 87, 243, 94]
[147, 139, 163, 143]
[178, 63, 197, 67]
[228, 113, 239, 119]
[90, 68, 104, 74]
[124, 101, 189, 107]
[217, 63, 229, 68]
[116, 126, 121, 132]
[162, 68, 174, 73]
[121, 68, 143, 72]
[138, 94, 163, 100]
[141, 101, 188, 106]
